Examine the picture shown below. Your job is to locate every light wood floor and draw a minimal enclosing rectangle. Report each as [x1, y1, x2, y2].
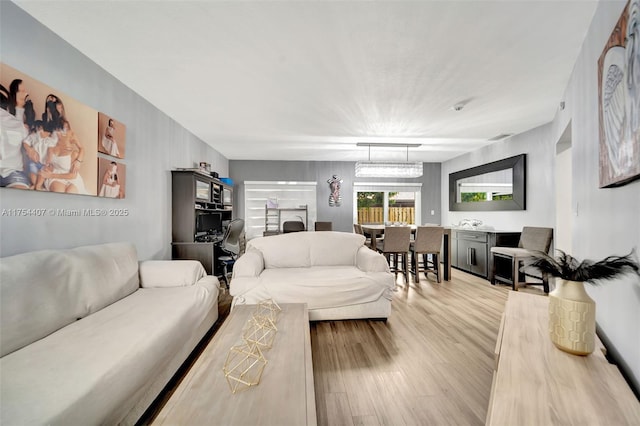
[310, 269, 546, 426]
[140, 272, 545, 425]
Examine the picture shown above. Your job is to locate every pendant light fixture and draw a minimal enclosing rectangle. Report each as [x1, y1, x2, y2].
[355, 143, 423, 178]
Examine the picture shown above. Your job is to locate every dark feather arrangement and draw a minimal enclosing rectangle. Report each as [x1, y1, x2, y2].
[528, 249, 640, 284]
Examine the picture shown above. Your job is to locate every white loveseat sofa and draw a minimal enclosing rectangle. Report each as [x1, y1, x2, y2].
[231, 231, 394, 320]
[0, 242, 219, 425]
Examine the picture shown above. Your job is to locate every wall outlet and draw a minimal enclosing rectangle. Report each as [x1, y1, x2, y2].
[430, 210, 435, 215]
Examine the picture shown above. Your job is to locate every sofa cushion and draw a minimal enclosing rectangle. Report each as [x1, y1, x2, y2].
[0, 242, 139, 357]
[248, 266, 393, 310]
[247, 233, 312, 268]
[247, 232, 365, 269]
[308, 231, 365, 267]
[0, 280, 218, 425]
[139, 260, 206, 288]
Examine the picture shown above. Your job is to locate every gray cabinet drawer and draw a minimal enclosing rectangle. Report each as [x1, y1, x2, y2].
[456, 231, 488, 243]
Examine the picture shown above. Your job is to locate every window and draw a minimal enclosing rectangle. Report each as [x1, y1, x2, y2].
[388, 191, 416, 223]
[244, 181, 317, 240]
[357, 192, 384, 223]
[353, 182, 421, 225]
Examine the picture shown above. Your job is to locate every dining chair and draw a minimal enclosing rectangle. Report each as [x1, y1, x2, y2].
[410, 226, 444, 283]
[377, 226, 411, 282]
[282, 220, 305, 233]
[354, 223, 373, 249]
[491, 226, 553, 292]
[315, 221, 332, 231]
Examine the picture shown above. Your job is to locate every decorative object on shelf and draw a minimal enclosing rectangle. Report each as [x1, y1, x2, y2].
[266, 197, 278, 209]
[222, 299, 282, 393]
[529, 249, 640, 355]
[355, 143, 423, 178]
[456, 219, 483, 229]
[199, 162, 211, 173]
[327, 175, 342, 207]
[597, 0, 640, 188]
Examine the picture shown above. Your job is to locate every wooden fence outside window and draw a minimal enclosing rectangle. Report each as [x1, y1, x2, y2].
[357, 207, 415, 224]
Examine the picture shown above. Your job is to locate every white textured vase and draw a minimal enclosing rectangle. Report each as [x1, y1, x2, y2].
[548, 279, 596, 355]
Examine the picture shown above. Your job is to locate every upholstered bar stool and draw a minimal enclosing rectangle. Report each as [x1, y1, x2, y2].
[354, 224, 378, 249]
[377, 226, 411, 282]
[410, 226, 444, 283]
[315, 221, 332, 231]
[491, 226, 553, 292]
[353, 223, 368, 247]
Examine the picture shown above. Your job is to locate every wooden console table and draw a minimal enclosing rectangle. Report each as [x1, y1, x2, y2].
[153, 303, 316, 425]
[487, 291, 640, 425]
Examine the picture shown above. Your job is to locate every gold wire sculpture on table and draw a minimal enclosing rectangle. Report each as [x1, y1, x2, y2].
[222, 299, 283, 393]
[254, 299, 282, 323]
[222, 343, 268, 394]
[243, 315, 278, 349]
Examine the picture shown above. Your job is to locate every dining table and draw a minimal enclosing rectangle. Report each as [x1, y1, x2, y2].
[360, 224, 452, 281]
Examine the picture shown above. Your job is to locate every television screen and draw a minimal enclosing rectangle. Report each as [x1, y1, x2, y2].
[196, 212, 222, 235]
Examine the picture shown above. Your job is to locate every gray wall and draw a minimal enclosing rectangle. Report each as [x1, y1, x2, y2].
[442, 0, 640, 391]
[442, 123, 555, 232]
[0, 2, 228, 260]
[230, 160, 441, 233]
[560, 0, 640, 392]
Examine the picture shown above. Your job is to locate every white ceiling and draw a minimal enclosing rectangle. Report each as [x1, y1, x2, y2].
[15, 0, 598, 163]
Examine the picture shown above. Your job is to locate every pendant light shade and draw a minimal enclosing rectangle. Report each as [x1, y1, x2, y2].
[355, 143, 423, 178]
[355, 161, 423, 178]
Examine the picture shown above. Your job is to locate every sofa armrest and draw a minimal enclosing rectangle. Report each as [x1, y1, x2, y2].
[229, 249, 264, 297]
[232, 249, 265, 278]
[196, 274, 221, 290]
[356, 247, 390, 273]
[139, 260, 207, 288]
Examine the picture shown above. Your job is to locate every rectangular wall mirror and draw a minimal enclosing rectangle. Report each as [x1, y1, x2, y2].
[449, 154, 526, 211]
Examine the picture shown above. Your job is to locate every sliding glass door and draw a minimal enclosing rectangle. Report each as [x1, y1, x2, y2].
[388, 191, 416, 224]
[354, 183, 421, 225]
[357, 192, 384, 224]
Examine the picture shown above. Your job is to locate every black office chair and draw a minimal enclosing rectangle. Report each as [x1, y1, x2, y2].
[218, 219, 245, 289]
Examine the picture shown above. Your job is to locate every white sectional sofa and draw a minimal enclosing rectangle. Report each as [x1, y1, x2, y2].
[231, 231, 394, 320]
[0, 242, 219, 425]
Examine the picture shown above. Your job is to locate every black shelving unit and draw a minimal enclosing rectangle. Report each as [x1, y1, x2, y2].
[171, 170, 233, 275]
